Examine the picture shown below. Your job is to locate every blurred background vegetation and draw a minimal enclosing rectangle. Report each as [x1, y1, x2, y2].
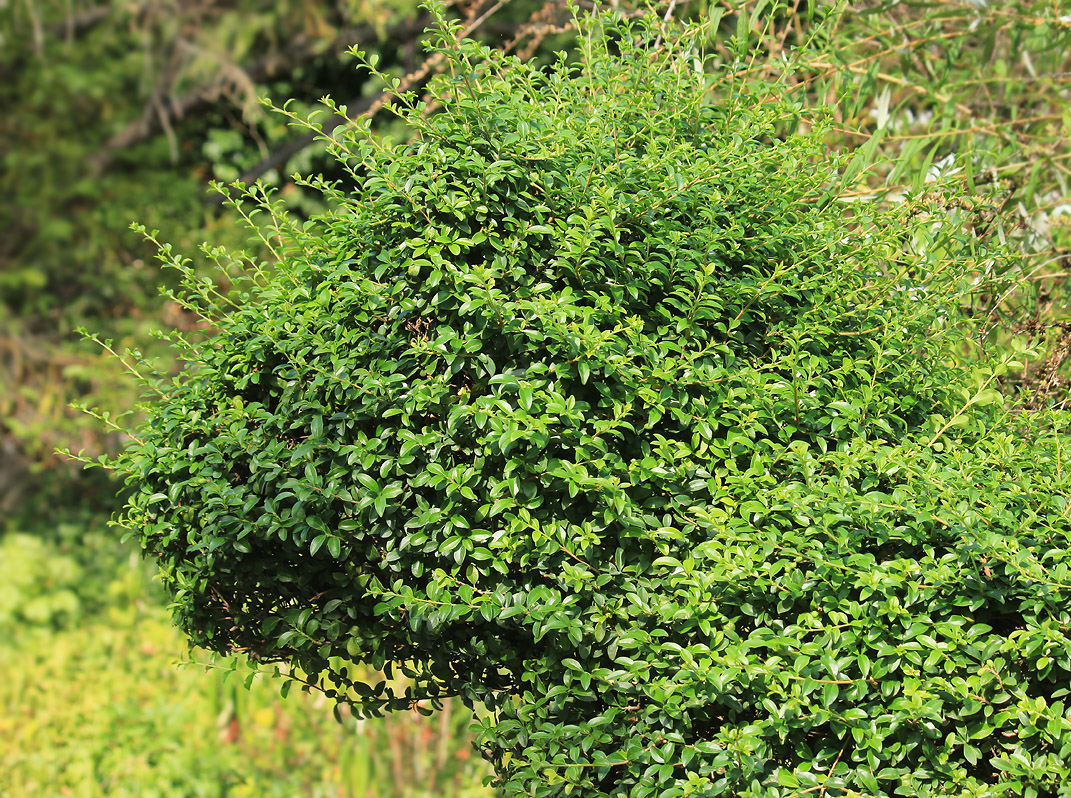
[0, 0, 1067, 795]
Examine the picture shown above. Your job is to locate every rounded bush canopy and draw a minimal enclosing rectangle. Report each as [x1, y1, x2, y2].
[118, 11, 1071, 798]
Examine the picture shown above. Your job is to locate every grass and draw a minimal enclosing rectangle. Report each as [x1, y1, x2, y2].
[0, 554, 492, 798]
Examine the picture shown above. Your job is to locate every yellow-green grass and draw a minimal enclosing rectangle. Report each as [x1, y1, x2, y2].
[0, 601, 491, 798]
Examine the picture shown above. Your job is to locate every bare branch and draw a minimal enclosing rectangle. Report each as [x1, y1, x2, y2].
[88, 17, 432, 175]
[48, 5, 114, 40]
[204, 92, 384, 206]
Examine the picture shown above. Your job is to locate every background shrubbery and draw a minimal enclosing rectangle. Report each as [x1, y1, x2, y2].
[2, 1, 1069, 796]
[0, 588, 490, 797]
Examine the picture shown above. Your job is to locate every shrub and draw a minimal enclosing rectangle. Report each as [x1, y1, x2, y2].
[113, 9, 1071, 797]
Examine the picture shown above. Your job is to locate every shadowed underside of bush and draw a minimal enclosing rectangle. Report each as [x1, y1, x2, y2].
[114, 9, 1071, 798]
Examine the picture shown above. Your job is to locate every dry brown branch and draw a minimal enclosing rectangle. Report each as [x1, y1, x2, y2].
[89, 17, 432, 175]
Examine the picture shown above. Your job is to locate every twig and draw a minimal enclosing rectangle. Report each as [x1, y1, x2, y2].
[653, 0, 680, 50]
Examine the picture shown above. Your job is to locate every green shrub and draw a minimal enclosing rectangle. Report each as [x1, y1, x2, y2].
[112, 9, 1071, 797]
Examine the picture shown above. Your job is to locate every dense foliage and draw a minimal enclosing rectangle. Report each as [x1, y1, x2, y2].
[112, 8, 1071, 797]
